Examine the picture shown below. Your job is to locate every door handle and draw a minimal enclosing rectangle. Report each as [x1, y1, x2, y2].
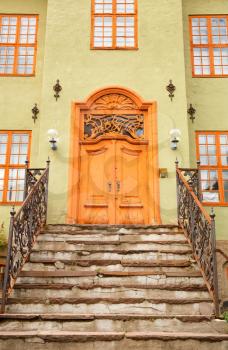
[116, 180, 120, 192]
[107, 182, 112, 192]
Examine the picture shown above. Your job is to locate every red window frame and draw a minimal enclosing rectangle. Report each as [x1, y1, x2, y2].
[196, 131, 228, 206]
[0, 130, 31, 205]
[91, 0, 138, 50]
[189, 15, 228, 77]
[0, 14, 38, 76]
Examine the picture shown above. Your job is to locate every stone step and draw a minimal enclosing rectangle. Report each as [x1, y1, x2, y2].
[15, 273, 205, 289]
[33, 241, 191, 252]
[39, 230, 185, 238]
[33, 239, 189, 250]
[11, 285, 210, 300]
[4, 297, 214, 316]
[22, 261, 199, 273]
[45, 224, 180, 233]
[0, 330, 227, 343]
[18, 270, 203, 278]
[30, 249, 193, 264]
[0, 314, 227, 334]
[37, 232, 187, 242]
[0, 334, 227, 350]
[29, 251, 195, 266]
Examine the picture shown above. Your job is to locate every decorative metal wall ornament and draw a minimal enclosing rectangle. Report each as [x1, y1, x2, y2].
[53, 79, 62, 101]
[84, 114, 144, 140]
[166, 80, 176, 101]
[31, 103, 39, 123]
[187, 104, 196, 123]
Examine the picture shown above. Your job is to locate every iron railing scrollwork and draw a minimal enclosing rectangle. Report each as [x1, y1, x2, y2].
[1, 160, 50, 313]
[176, 160, 201, 199]
[176, 161, 219, 317]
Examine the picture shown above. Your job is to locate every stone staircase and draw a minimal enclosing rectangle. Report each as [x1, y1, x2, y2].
[0, 224, 227, 349]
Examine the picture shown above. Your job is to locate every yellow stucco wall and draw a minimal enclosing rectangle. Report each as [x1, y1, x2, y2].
[0, 0, 47, 229]
[183, 0, 228, 240]
[38, 0, 189, 225]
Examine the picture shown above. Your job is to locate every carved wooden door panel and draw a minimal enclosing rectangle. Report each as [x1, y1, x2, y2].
[70, 90, 160, 225]
[78, 139, 149, 224]
[78, 140, 115, 224]
[115, 141, 149, 224]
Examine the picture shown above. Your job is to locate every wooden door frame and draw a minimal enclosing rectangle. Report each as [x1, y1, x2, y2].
[67, 86, 161, 224]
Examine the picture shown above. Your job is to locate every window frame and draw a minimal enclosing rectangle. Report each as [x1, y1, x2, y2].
[0, 130, 32, 205]
[0, 14, 39, 77]
[196, 131, 228, 206]
[189, 15, 228, 78]
[91, 0, 138, 50]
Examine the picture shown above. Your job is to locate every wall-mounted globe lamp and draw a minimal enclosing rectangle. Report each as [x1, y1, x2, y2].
[169, 129, 181, 150]
[47, 129, 59, 151]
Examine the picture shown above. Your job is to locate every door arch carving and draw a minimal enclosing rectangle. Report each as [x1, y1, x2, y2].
[68, 87, 160, 225]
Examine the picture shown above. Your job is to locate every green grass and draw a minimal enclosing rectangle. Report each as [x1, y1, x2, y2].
[0, 225, 7, 248]
[223, 312, 228, 322]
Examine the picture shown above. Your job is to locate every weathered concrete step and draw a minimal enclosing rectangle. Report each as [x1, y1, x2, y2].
[28, 257, 195, 268]
[18, 270, 202, 278]
[32, 239, 189, 249]
[15, 274, 205, 288]
[0, 315, 227, 334]
[4, 297, 213, 305]
[0, 313, 215, 321]
[11, 286, 210, 300]
[39, 230, 185, 239]
[22, 261, 199, 273]
[0, 330, 227, 342]
[4, 299, 214, 316]
[32, 243, 192, 254]
[13, 282, 208, 293]
[45, 224, 180, 232]
[0, 337, 227, 350]
[30, 252, 193, 264]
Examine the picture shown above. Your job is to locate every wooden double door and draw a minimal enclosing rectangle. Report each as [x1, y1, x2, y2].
[78, 139, 149, 224]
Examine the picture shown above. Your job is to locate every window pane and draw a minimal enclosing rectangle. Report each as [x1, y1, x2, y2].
[199, 135, 207, 144]
[191, 16, 228, 76]
[200, 156, 209, 165]
[223, 171, 228, 202]
[8, 168, 25, 202]
[207, 135, 215, 144]
[202, 192, 219, 202]
[200, 168, 219, 202]
[0, 15, 37, 75]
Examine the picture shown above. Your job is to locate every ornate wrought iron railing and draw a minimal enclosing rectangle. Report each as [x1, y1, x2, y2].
[1, 160, 50, 313]
[177, 161, 201, 199]
[176, 161, 219, 317]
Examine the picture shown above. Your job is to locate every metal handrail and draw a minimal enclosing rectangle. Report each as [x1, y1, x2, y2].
[176, 162, 219, 317]
[1, 160, 50, 313]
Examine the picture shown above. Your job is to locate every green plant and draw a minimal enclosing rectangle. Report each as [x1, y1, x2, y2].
[0, 223, 7, 248]
[223, 312, 228, 322]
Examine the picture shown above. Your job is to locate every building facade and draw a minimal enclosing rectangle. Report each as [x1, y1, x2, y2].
[0, 0, 227, 294]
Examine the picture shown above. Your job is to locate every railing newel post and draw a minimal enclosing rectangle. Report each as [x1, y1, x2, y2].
[196, 160, 202, 200]
[175, 159, 180, 226]
[210, 208, 220, 317]
[44, 158, 50, 226]
[23, 158, 29, 200]
[1, 207, 15, 313]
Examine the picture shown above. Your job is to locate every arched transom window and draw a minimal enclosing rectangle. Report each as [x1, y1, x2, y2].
[91, 0, 138, 49]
